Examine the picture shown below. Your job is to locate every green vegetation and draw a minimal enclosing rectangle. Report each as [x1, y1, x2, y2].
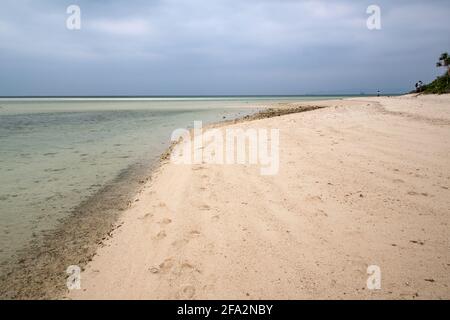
[416, 52, 450, 94]
[421, 73, 450, 94]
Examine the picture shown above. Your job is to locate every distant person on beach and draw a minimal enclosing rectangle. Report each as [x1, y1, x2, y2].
[415, 81, 424, 93]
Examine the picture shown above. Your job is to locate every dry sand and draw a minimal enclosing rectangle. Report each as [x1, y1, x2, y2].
[69, 94, 450, 300]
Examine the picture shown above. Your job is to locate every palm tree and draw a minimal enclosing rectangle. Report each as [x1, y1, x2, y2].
[436, 52, 450, 75]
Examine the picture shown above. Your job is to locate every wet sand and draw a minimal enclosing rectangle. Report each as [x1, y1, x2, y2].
[68, 94, 449, 299]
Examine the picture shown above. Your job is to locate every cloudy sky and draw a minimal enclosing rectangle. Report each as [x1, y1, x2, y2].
[0, 0, 449, 96]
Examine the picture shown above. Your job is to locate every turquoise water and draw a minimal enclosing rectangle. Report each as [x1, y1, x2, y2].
[0, 96, 343, 268]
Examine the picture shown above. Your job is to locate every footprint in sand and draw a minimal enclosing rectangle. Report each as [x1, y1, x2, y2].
[179, 285, 196, 299]
[188, 230, 201, 238]
[158, 258, 174, 272]
[206, 243, 215, 253]
[159, 218, 172, 225]
[180, 261, 201, 274]
[154, 230, 167, 240]
[149, 258, 174, 274]
[171, 231, 200, 248]
[172, 238, 189, 249]
[407, 191, 429, 197]
[306, 195, 323, 203]
[199, 204, 211, 211]
[138, 212, 153, 220]
[149, 267, 159, 274]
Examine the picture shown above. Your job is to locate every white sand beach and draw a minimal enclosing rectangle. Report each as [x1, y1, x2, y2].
[69, 95, 450, 300]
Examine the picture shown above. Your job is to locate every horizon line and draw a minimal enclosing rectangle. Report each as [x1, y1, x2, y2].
[0, 93, 402, 99]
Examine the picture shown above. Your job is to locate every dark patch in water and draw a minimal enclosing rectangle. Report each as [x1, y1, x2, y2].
[44, 168, 67, 172]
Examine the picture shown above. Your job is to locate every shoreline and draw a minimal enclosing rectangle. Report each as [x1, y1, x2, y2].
[69, 94, 450, 299]
[0, 100, 320, 299]
[0, 161, 157, 299]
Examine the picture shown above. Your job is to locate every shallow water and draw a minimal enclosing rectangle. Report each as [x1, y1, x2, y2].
[0, 96, 343, 270]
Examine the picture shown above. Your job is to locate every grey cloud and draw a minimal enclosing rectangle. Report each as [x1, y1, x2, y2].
[0, 0, 449, 95]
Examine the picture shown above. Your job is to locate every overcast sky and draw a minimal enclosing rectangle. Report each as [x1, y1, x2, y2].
[0, 0, 449, 96]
